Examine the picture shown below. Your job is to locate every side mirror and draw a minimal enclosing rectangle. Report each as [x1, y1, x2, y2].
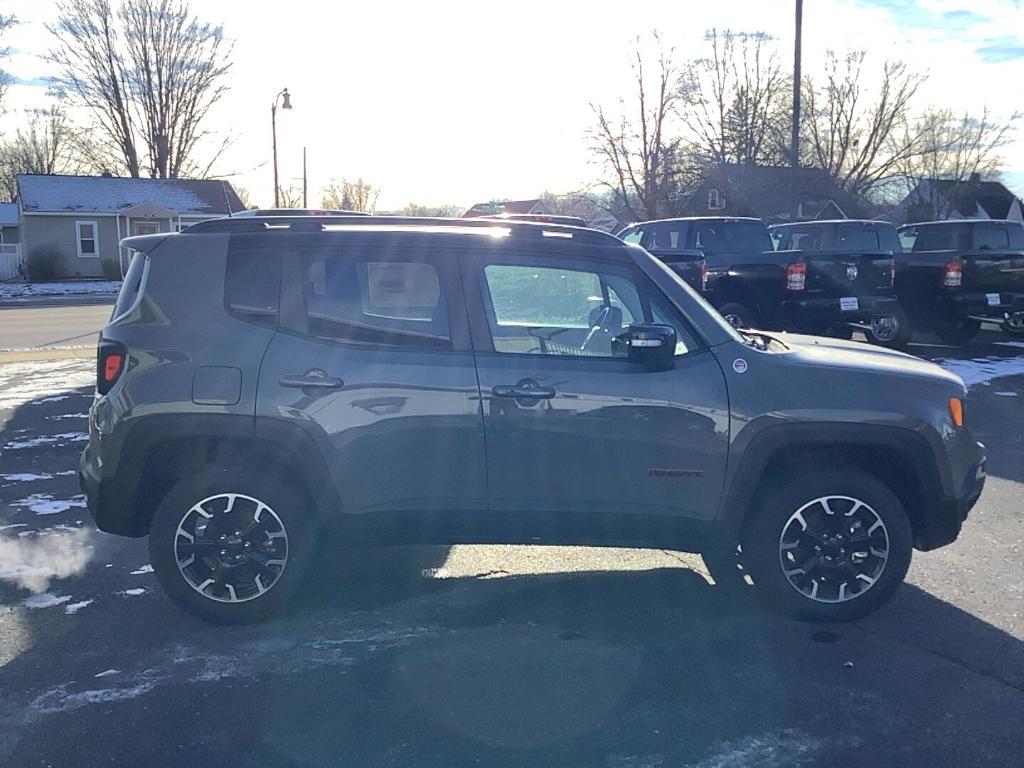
[623, 324, 676, 371]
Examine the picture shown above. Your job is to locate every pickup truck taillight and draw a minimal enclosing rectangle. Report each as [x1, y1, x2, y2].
[943, 260, 963, 288]
[786, 261, 806, 291]
[96, 341, 126, 396]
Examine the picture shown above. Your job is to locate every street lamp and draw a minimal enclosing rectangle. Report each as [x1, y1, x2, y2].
[271, 88, 293, 208]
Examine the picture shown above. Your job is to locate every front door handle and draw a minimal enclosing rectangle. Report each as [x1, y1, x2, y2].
[279, 370, 344, 389]
[492, 382, 556, 399]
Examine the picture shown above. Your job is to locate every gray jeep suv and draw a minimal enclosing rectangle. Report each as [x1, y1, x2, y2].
[80, 216, 986, 624]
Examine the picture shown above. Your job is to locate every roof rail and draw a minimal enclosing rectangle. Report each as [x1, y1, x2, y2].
[183, 214, 622, 246]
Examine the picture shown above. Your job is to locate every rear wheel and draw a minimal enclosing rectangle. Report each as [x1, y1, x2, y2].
[149, 466, 318, 624]
[934, 318, 981, 345]
[742, 468, 912, 622]
[718, 302, 758, 330]
[865, 308, 912, 349]
[1001, 312, 1024, 336]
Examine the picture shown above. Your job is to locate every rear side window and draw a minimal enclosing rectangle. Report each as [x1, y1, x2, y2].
[913, 225, 965, 251]
[694, 221, 772, 253]
[302, 252, 449, 348]
[646, 223, 685, 250]
[111, 250, 147, 319]
[776, 226, 823, 250]
[226, 245, 281, 329]
[974, 223, 1016, 250]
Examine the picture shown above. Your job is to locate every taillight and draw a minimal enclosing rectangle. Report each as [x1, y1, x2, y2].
[786, 261, 806, 291]
[700, 261, 709, 291]
[97, 341, 125, 395]
[943, 260, 962, 288]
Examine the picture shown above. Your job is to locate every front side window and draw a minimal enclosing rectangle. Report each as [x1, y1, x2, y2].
[646, 223, 684, 251]
[76, 221, 98, 258]
[303, 252, 449, 348]
[974, 223, 1011, 250]
[481, 260, 692, 358]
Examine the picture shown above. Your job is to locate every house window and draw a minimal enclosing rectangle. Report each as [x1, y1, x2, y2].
[707, 188, 725, 210]
[76, 221, 99, 258]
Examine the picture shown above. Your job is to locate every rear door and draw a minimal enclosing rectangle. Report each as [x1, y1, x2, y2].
[462, 245, 730, 539]
[257, 236, 487, 533]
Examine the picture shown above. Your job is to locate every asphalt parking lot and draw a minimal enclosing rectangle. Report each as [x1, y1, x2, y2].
[0, 328, 1022, 767]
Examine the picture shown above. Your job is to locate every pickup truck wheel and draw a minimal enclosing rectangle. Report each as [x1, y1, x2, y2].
[865, 308, 912, 348]
[742, 469, 912, 622]
[934, 318, 981, 345]
[718, 302, 757, 330]
[1001, 312, 1024, 336]
[149, 466, 317, 624]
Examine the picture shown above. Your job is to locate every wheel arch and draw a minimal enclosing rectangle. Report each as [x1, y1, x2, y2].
[99, 414, 340, 537]
[719, 422, 949, 551]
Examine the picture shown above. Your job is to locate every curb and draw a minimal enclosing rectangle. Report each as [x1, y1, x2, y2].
[0, 346, 95, 363]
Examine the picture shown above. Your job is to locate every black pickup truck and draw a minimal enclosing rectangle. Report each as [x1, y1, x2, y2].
[618, 217, 902, 345]
[896, 219, 1024, 343]
[771, 219, 909, 347]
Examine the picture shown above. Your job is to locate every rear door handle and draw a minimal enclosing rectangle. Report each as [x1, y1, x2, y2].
[279, 370, 344, 389]
[492, 383, 556, 399]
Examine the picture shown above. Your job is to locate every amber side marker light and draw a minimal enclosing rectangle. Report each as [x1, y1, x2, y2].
[949, 397, 964, 427]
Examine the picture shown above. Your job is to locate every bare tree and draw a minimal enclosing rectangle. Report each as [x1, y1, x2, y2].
[589, 33, 690, 221]
[391, 202, 463, 217]
[682, 30, 789, 166]
[896, 106, 1019, 217]
[276, 183, 304, 208]
[321, 178, 380, 212]
[801, 51, 925, 199]
[47, 0, 232, 178]
[0, 10, 16, 106]
[0, 107, 82, 198]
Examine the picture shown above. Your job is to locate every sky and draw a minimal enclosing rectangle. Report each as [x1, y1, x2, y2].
[1, 0, 1023, 210]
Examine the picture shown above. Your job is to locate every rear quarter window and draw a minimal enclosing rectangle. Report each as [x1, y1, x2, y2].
[111, 250, 148, 319]
[225, 244, 281, 329]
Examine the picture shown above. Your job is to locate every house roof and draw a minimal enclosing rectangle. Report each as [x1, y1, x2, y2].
[0, 202, 17, 226]
[704, 164, 871, 221]
[926, 178, 1020, 219]
[16, 174, 244, 215]
[462, 199, 546, 218]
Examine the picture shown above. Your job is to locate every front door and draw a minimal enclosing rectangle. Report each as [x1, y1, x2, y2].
[462, 248, 730, 541]
[256, 237, 487, 537]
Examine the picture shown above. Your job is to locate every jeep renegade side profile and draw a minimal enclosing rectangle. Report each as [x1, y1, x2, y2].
[81, 216, 986, 624]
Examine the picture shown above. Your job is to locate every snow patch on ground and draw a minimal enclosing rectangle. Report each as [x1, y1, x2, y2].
[10, 493, 88, 515]
[994, 391, 1018, 396]
[22, 593, 72, 609]
[688, 729, 821, 768]
[0, 359, 93, 411]
[120, 588, 146, 596]
[0, 528, 95, 592]
[936, 354, 1024, 387]
[0, 281, 121, 299]
[93, 669, 120, 678]
[45, 413, 88, 421]
[64, 599, 93, 615]
[2, 432, 88, 451]
[30, 683, 154, 714]
[129, 565, 153, 575]
[1, 473, 53, 482]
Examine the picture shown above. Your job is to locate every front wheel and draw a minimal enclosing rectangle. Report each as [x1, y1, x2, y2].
[741, 468, 913, 622]
[865, 308, 912, 349]
[934, 317, 981, 345]
[149, 466, 317, 624]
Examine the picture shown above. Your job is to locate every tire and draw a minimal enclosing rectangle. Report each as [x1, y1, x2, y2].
[934, 318, 981, 345]
[741, 468, 913, 622]
[864, 307, 912, 349]
[149, 465, 318, 624]
[717, 302, 758, 330]
[827, 325, 854, 341]
[1001, 312, 1024, 336]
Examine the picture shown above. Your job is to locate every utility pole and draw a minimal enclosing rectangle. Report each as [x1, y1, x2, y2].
[303, 147, 308, 208]
[791, 0, 803, 168]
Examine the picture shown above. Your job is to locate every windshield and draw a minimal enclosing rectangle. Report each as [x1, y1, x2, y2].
[694, 221, 773, 253]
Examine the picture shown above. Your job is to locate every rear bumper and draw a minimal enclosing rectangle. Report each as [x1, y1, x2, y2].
[939, 290, 1024, 320]
[781, 295, 899, 327]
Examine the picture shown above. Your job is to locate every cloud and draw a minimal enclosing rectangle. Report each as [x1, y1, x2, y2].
[942, 9, 990, 25]
[976, 36, 1024, 61]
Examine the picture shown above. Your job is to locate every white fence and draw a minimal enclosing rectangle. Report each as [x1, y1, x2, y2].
[0, 243, 23, 281]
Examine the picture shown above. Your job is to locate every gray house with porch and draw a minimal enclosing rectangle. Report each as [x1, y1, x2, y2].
[15, 174, 245, 278]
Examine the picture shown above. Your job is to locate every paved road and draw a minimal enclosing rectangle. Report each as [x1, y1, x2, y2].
[0, 334, 1021, 766]
[0, 301, 113, 351]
